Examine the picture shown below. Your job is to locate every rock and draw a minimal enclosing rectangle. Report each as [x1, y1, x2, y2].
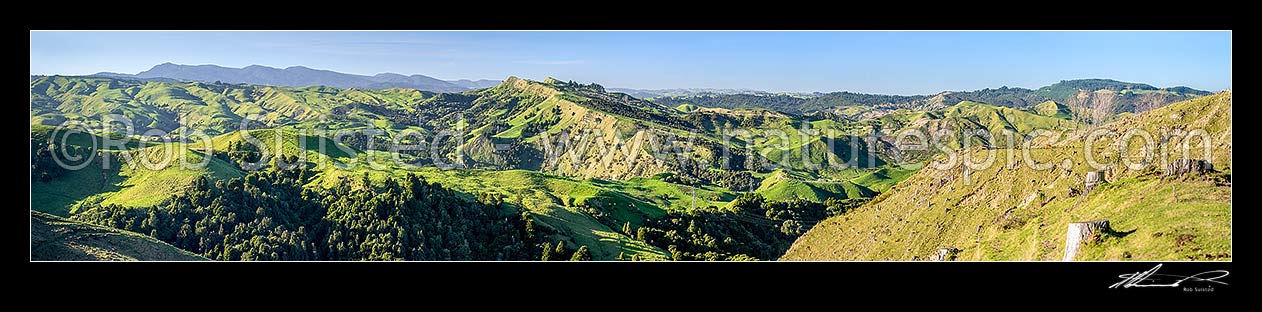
[1163, 159, 1213, 178]
[1062, 219, 1111, 261]
[932, 247, 961, 261]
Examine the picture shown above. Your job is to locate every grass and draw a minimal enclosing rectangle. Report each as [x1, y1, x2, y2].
[315, 167, 674, 260]
[31, 153, 123, 216]
[32, 210, 206, 261]
[849, 166, 917, 193]
[755, 169, 874, 202]
[1021, 177, 1229, 260]
[210, 128, 358, 166]
[32, 144, 244, 216]
[31, 127, 245, 216]
[588, 176, 737, 212]
[785, 91, 1231, 261]
[96, 146, 243, 208]
[946, 101, 1076, 135]
[783, 145, 1231, 261]
[1031, 100, 1072, 119]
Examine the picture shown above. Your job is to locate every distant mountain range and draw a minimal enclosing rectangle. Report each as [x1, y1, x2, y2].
[91, 63, 500, 93]
[607, 87, 779, 99]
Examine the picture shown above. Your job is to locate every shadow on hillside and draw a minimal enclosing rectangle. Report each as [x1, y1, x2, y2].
[31, 153, 125, 217]
[1108, 227, 1137, 238]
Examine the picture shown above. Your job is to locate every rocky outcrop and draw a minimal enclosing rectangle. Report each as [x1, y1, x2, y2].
[1062, 219, 1111, 261]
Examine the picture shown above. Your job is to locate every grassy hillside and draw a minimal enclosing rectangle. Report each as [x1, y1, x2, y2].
[783, 92, 1231, 261]
[879, 100, 1077, 152]
[849, 167, 917, 193]
[31, 125, 244, 216]
[313, 167, 675, 260]
[755, 169, 874, 202]
[1076, 91, 1232, 172]
[31, 211, 206, 261]
[32, 147, 243, 216]
[209, 128, 358, 166]
[97, 146, 243, 208]
[1031, 100, 1072, 119]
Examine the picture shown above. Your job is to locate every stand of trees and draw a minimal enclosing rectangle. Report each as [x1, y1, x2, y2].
[634, 193, 859, 261]
[72, 159, 546, 261]
[663, 160, 758, 191]
[30, 131, 73, 182]
[216, 139, 262, 170]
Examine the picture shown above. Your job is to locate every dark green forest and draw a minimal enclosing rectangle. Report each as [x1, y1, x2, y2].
[72, 159, 547, 260]
[630, 194, 863, 261]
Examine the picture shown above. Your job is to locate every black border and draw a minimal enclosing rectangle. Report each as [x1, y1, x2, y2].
[29, 261, 1233, 297]
[24, 5, 1232, 30]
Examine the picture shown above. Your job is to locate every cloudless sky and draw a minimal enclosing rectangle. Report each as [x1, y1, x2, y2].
[30, 31, 1231, 95]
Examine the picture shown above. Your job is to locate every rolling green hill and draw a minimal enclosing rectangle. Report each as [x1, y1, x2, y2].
[879, 100, 1078, 152]
[30, 75, 447, 134]
[31, 125, 244, 216]
[31, 76, 903, 187]
[849, 167, 917, 193]
[94, 146, 244, 209]
[755, 169, 874, 202]
[1030, 100, 1072, 119]
[209, 128, 359, 167]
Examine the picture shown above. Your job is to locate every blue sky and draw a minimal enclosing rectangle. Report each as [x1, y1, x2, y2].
[30, 31, 1231, 95]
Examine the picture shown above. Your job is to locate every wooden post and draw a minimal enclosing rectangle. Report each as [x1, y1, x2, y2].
[1083, 171, 1106, 195]
[1062, 219, 1110, 261]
